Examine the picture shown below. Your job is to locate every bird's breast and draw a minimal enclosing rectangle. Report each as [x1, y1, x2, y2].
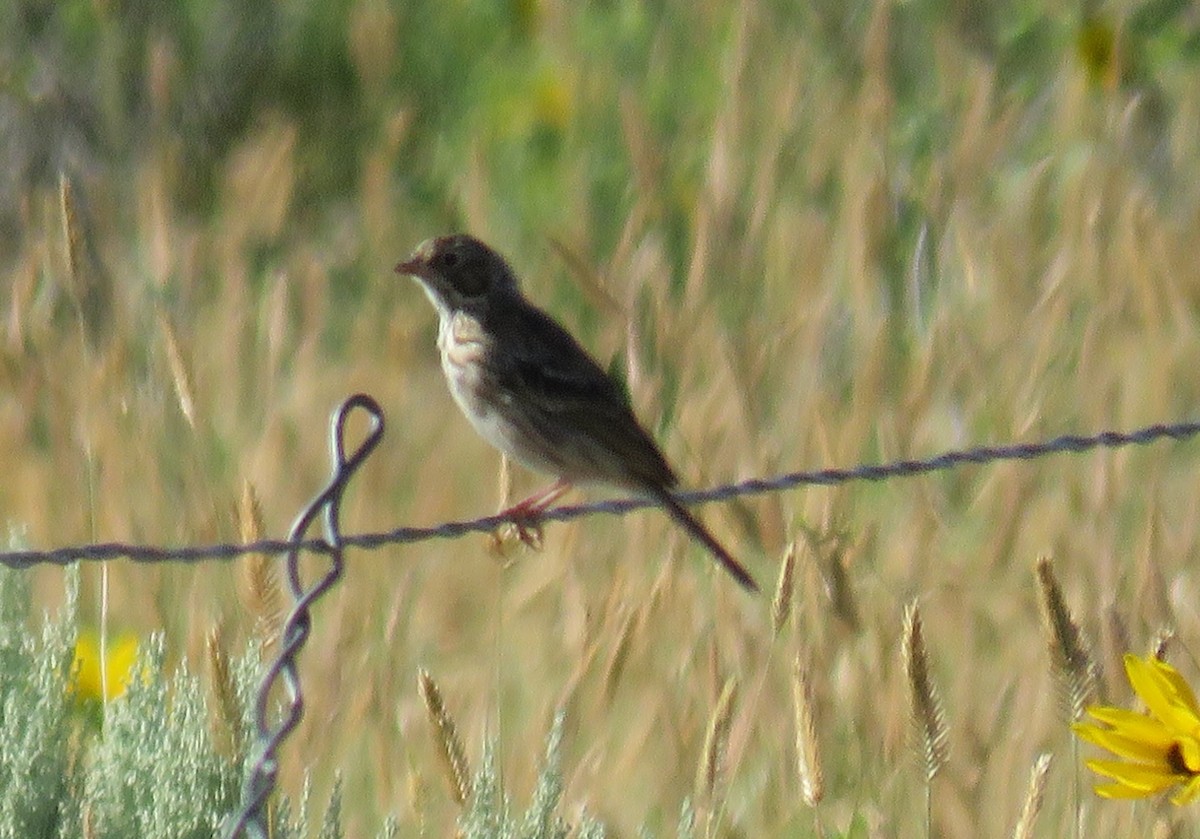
[435, 311, 566, 474]
[437, 313, 511, 440]
[438, 313, 488, 399]
[439, 312, 486, 366]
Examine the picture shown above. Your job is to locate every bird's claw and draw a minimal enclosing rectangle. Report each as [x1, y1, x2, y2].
[487, 512, 545, 558]
[489, 480, 565, 557]
[510, 516, 545, 550]
[502, 505, 546, 550]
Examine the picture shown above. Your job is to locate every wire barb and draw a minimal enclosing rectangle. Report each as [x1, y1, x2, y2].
[2, 418, 1198, 568]
[221, 393, 385, 839]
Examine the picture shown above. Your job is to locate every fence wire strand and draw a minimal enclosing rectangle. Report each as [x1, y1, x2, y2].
[3, 417, 1199, 570]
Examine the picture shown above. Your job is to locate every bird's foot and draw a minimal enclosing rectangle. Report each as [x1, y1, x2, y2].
[487, 513, 545, 558]
[490, 479, 571, 553]
[509, 517, 546, 550]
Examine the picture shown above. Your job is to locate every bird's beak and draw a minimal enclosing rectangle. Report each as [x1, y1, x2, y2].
[394, 256, 423, 276]
[395, 239, 435, 277]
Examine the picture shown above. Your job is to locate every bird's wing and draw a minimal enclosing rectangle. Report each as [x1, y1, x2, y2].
[490, 301, 676, 487]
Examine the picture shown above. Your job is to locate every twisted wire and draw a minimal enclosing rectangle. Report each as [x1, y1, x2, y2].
[222, 394, 384, 839]
[2, 418, 1198, 569]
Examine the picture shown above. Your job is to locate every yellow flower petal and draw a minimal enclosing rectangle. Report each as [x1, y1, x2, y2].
[104, 635, 140, 698]
[1083, 705, 1177, 746]
[1126, 655, 1200, 736]
[1178, 738, 1200, 774]
[71, 633, 104, 701]
[70, 630, 140, 702]
[1085, 758, 1179, 794]
[1074, 721, 1174, 765]
[1154, 658, 1200, 717]
[1094, 781, 1163, 800]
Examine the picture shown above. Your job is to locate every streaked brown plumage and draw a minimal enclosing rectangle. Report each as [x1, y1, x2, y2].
[396, 234, 757, 592]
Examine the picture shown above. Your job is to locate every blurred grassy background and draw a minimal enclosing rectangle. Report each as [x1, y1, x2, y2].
[5, 0, 1200, 834]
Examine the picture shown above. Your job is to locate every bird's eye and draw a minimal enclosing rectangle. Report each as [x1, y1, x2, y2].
[439, 251, 460, 268]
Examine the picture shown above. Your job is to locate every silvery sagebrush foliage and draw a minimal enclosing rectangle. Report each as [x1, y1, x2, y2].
[461, 711, 575, 839]
[0, 558, 80, 839]
[0, 540, 348, 839]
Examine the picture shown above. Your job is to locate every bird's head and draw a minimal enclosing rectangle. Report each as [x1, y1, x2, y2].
[396, 234, 519, 316]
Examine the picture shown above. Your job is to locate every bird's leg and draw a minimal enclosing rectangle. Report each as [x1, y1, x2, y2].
[498, 479, 572, 548]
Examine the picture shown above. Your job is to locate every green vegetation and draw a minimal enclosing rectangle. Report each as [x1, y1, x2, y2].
[3, 0, 1200, 834]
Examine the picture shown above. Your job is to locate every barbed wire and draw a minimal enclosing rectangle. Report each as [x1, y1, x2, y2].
[2, 417, 1199, 570]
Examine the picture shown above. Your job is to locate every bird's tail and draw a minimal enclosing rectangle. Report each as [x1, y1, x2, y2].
[643, 483, 759, 593]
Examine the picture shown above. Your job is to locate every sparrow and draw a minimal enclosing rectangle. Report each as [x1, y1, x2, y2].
[396, 234, 758, 592]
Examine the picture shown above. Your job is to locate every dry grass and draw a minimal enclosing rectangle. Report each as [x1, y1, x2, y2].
[902, 602, 948, 783]
[1036, 555, 1101, 721]
[791, 654, 824, 810]
[771, 541, 797, 635]
[7, 0, 1200, 836]
[694, 676, 737, 821]
[206, 625, 245, 761]
[1012, 752, 1052, 839]
[236, 481, 283, 653]
[417, 668, 472, 808]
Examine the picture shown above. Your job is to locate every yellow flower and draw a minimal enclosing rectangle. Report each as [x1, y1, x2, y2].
[71, 630, 139, 703]
[1073, 653, 1200, 804]
[531, 71, 572, 136]
[1076, 16, 1120, 91]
